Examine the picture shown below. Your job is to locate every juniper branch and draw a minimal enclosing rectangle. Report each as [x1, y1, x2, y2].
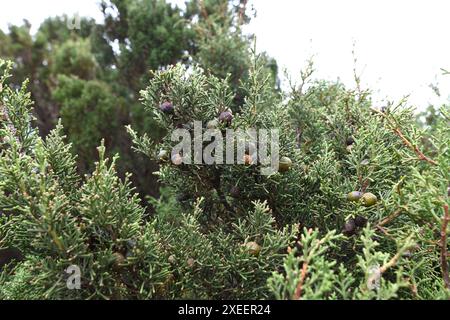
[370, 107, 437, 166]
[441, 203, 450, 290]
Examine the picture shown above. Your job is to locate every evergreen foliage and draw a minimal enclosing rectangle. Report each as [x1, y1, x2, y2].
[0, 2, 448, 301]
[0, 0, 271, 200]
[124, 57, 448, 299]
[0, 59, 294, 299]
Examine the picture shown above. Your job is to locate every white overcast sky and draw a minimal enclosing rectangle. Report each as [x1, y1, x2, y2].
[1, 0, 450, 110]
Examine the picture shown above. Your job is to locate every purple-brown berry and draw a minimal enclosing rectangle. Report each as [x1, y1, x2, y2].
[355, 215, 368, 227]
[230, 186, 240, 198]
[219, 111, 233, 125]
[343, 218, 356, 236]
[160, 101, 174, 114]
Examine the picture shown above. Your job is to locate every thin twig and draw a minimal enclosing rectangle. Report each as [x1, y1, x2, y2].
[440, 203, 450, 290]
[370, 107, 437, 166]
[293, 262, 308, 300]
[392, 126, 438, 165]
[360, 178, 370, 193]
[375, 225, 397, 241]
[198, 0, 209, 20]
[237, 0, 248, 26]
[369, 235, 415, 286]
[378, 208, 404, 227]
[380, 251, 403, 274]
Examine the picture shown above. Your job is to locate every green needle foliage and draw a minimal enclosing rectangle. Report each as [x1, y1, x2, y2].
[0, 60, 169, 299]
[0, 32, 449, 300]
[126, 55, 449, 299]
[0, 58, 295, 300]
